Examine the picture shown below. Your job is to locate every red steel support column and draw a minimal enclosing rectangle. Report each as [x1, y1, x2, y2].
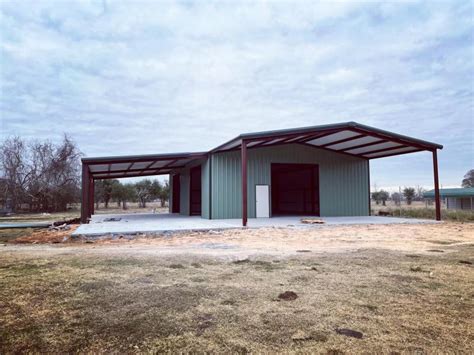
[89, 178, 95, 216]
[367, 160, 371, 216]
[81, 163, 90, 223]
[241, 139, 248, 227]
[432, 149, 441, 221]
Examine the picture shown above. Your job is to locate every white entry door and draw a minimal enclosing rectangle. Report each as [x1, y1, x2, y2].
[256, 185, 270, 218]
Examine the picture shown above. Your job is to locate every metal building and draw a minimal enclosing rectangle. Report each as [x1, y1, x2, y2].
[424, 188, 474, 210]
[80, 122, 443, 224]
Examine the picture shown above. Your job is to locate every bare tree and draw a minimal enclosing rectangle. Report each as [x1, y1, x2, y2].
[135, 180, 153, 208]
[0, 135, 81, 212]
[0, 137, 30, 211]
[415, 185, 426, 201]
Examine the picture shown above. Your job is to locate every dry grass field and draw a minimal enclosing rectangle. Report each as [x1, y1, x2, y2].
[0, 222, 473, 353]
[0, 202, 168, 224]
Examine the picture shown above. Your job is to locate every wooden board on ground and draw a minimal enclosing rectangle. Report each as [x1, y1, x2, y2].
[300, 218, 325, 224]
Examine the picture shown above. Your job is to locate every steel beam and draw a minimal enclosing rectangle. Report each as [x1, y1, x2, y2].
[90, 165, 186, 177]
[352, 144, 407, 157]
[433, 149, 441, 221]
[93, 170, 173, 180]
[339, 139, 387, 152]
[83, 153, 207, 165]
[350, 127, 429, 151]
[297, 142, 368, 160]
[319, 134, 366, 148]
[81, 164, 90, 223]
[89, 177, 94, 217]
[241, 139, 248, 227]
[367, 160, 371, 216]
[365, 148, 423, 159]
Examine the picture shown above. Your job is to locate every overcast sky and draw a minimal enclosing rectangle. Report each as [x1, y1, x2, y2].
[1, 0, 473, 190]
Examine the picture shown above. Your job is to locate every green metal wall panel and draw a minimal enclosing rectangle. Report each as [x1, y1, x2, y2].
[210, 151, 242, 219]
[201, 158, 210, 219]
[179, 171, 190, 215]
[211, 144, 369, 218]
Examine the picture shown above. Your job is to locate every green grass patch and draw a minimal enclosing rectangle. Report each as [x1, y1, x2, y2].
[0, 228, 34, 243]
[381, 208, 474, 222]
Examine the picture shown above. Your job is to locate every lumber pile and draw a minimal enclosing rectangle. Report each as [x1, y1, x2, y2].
[300, 218, 325, 224]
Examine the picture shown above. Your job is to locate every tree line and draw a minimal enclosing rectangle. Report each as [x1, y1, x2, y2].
[0, 136, 169, 213]
[94, 179, 169, 210]
[371, 187, 422, 206]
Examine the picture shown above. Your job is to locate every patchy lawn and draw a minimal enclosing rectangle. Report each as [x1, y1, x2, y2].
[0, 223, 473, 353]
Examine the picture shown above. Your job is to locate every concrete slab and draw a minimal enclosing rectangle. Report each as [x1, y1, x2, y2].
[72, 213, 438, 236]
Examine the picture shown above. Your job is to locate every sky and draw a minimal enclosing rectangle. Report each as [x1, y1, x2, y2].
[1, 0, 473, 191]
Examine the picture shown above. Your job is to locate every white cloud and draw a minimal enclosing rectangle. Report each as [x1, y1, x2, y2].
[0, 0, 472, 188]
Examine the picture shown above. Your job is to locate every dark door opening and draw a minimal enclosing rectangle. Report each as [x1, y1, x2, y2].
[190, 166, 202, 216]
[271, 163, 319, 216]
[172, 174, 180, 213]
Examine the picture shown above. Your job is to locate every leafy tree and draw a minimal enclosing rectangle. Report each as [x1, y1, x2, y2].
[371, 191, 381, 205]
[150, 180, 162, 200]
[117, 183, 136, 210]
[95, 179, 120, 208]
[403, 187, 415, 205]
[379, 190, 389, 206]
[111, 182, 124, 207]
[462, 169, 474, 188]
[158, 180, 169, 207]
[391, 192, 402, 206]
[372, 190, 389, 206]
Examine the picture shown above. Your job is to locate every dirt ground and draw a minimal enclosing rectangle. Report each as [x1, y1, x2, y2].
[0, 222, 473, 353]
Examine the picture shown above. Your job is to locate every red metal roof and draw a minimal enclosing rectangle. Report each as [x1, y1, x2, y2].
[82, 152, 207, 179]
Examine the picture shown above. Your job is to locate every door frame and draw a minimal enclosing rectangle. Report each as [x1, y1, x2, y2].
[171, 174, 180, 213]
[189, 165, 202, 216]
[270, 163, 320, 216]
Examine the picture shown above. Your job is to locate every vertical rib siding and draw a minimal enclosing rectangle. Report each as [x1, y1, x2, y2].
[201, 157, 210, 219]
[211, 144, 369, 218]
[211, 151, 241, 219]
[179, 172, 190, 215]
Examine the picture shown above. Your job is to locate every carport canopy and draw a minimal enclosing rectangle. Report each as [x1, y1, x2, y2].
[81, 152, 207, 222]
[83, 152, 208, 180]
[211, 121, 442, 158]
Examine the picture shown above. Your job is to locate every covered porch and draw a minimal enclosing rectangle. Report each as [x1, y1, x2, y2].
[80, 122, 444, 226]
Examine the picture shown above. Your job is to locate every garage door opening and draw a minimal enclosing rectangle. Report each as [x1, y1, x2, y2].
[190, 166, 202, 216]
[271, 163, 319, 216]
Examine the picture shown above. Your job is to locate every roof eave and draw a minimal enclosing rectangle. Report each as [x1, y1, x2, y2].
[82, 151, 208, 164]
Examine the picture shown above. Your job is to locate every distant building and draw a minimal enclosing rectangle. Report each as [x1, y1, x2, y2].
[424, 188, 474, 210]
